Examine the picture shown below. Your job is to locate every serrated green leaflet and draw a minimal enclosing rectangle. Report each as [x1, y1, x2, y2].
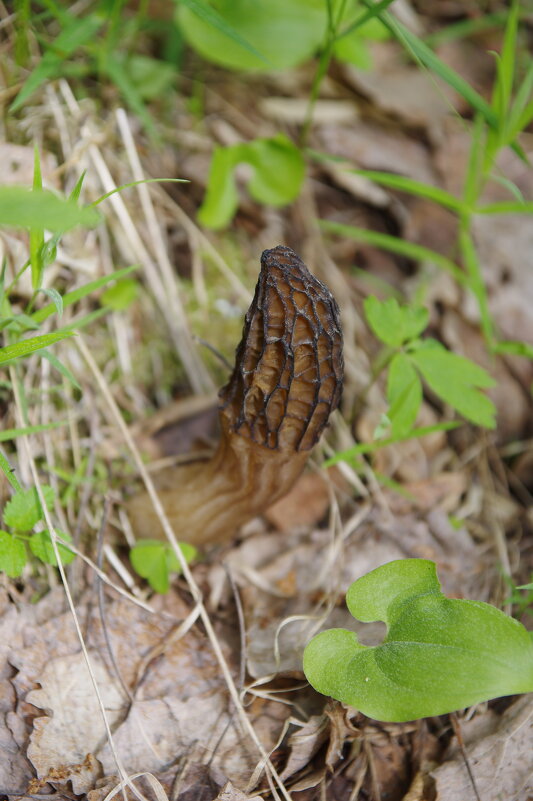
[304, 559, 533, 721]
[3, 485, 55, 531]
[0, 531, 27, 578]
[386, 353, 422, 437]
[364, 296, 428, 347]
[410, 344, 496, 429]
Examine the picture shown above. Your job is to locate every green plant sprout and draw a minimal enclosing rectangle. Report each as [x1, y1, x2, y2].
[129, 539, 198, 594]
[326, 295, 496, 468]
[198, 135, 305, 230]
[303, 559, 533, 722]
[0, 149, 194, 588]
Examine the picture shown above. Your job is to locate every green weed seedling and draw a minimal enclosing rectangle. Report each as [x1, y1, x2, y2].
[129, 539, 198, 594]
[327, 295, 496, 469]
[198, 135, 305, 230]
[303, 559, 533, 722]
[0, 485, 75, 577]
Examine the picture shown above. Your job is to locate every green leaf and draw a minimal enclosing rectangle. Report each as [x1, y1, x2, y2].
[246, 135, 305, 206]
[178, 0, 271, 68]
[177, 0, 327, 72]
[38, 287, 63, 317]
[387, 353, 422, 437]
[0, 330, 75, 366]
[101, 278, 139, 311]
[364, 296, 429, 348]
[29, 529, 75, 566]
[303, 559, 533, 722]
[119, 54, 176, 100]
[0, 531, 27, 578]
[198, 145, 241, 230]
[0, 187, 101, 231]
[10, 14, 103, 112]
[3, 486, 55, 531]
[411, 343, 496, 428]
[130, 539, 197, 594]
[199, 135, 305, 230]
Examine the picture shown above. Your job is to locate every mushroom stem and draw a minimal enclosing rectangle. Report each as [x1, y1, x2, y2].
[128, 246, 343, 546]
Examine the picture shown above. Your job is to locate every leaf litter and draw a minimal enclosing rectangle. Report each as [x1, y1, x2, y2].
[1, 3, 533, 800]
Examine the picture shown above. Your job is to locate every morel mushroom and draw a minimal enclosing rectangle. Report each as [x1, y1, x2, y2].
[129, 245, 343, 546]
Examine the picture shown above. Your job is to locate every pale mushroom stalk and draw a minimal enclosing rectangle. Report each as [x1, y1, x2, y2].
[128, 246, 343, 546]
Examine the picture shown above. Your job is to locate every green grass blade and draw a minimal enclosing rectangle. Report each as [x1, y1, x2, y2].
[476, 201, 533, 214]
[0, 421, 68, 443]
[0, 449, 22, 492]
[349, 169, 466, 213]
[336, 0, 395, 42]
[30, 146, 45, 290]
[458, 227, 494, 345]
[10, 15, 103, 111]
[493, 340, 533, 360]
[41, 350, 81, 390]
[0, 187, 100, 232]
[494, 0, 520, 121]
[320, 220, 466, 285]
[324, 422, 461, 466]
[0, 330, 74, 365]
[360, 1, 497, 128]
[31, 264, 138, 324]
[91, 178, 188, 207]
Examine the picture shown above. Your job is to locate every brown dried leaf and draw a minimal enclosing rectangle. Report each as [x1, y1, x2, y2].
[432, 696, 533, 801]
[280, 715, 329, 781]
[26, 652, 123, 793]
[212, 782, 263, 801]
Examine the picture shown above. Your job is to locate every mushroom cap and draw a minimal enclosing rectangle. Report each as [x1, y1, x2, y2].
[219, 245, 344, 451]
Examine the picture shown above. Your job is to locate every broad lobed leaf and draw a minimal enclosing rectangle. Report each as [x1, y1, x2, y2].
[304, 559, 533, 721]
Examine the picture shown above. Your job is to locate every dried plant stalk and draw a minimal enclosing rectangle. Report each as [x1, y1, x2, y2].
[128, 246, 343, 546]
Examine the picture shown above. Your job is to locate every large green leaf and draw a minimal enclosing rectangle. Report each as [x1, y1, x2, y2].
[177, 0, 326, 72]
[0, 187, 100, 231]
[304, 559, 533, 722]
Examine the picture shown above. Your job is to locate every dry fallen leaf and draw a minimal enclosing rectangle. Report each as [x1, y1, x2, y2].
[26, 651, 124, 793]
[432, 696, 533, 801]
